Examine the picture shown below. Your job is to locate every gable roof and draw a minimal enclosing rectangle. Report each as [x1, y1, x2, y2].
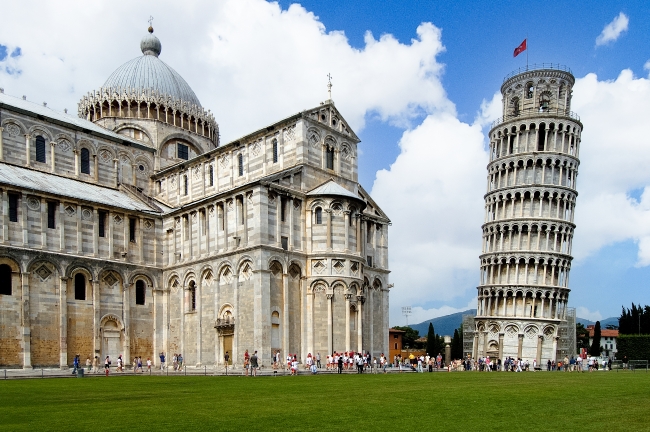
[307, 179, 359, 200]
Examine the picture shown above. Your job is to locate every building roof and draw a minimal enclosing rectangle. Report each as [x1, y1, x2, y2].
[389, 328, 406, 334]
[0, 163, 158, 213]
[588, 327, 619, 338]
[0, 92, 152, 152]
[102, 27, 201, 107]
[307, 180, 360, 200]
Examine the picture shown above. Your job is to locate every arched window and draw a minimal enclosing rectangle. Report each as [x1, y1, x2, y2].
[35, 136, 46, 163]
[326, 147, 334, 170]
[0, 264, 12, 295]
[80, 148, 90, 174]
[238, 153, 244, 176]
[74, 273, 86, 301]
[189, 281, 196, 311]
[315, 207, 322, 225]
[539, 92, 551, 111]
[135, 280, 145, 305]
[209, 165, 214, 186]
[525, 82, 534, 99]
[272, 139, 278, 163]
[511, 97, 520, 117]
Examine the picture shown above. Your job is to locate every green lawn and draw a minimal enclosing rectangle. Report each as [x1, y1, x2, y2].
[1, 371, 648, 431]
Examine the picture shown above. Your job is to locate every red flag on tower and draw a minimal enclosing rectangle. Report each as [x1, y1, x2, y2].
[513, 39, 527, 57]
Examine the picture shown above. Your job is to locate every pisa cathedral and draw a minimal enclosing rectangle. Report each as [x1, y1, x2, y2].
[474, 66, 581, 363]
[0, 26, 391, 369]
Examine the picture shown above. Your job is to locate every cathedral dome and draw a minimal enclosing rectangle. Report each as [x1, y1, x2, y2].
[101, 27, 201, 107]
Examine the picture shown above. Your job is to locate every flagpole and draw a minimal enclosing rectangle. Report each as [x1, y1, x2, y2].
[526, 35, 529, 69]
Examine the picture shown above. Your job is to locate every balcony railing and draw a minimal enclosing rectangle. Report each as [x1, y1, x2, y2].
[490, 107, 580, 130]
[215, 317, 235, 330]
[502, 64, 572, 82]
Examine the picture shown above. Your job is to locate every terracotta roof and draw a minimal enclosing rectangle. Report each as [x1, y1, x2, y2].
[588, 328, 619, 337]
[389, 328, 406, 333]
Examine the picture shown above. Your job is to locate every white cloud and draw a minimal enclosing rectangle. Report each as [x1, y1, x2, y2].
[595, 12, 629, 46]
[0, 0, 449, 142]
[571, 70, 650, 265]
[644, 60, 650, 74]
[576, 307, 602, 322]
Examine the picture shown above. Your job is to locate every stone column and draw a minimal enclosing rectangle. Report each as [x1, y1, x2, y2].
[93, 279, 100, 357]
[482, 332, 488, 357]
[536, 335, 543, 365]
[327, 293, 333, 355]
[345, 294, 351, 352]
[242, 194, 248, 247]
[21, 272, 31, 369]
[326, 209, 332, 251]
[276, 195, 282, 247]
[552, 337, 559, 362]
[1, 190, 7, 243]
[282, 273, 289, 363]
[343, 210, 350, 252]
[59, 277, 68, 368]
[93, 209, 99, 257]
[123, 283, 131, 364]
[472, 333, 479, 359]
[138, 217, 144, 264]
[289, 198, 294, 250]
[73, 149, 79, 177]
[22, 194, 28, 246]
[108, 211, 114, 259]
[0, 126, 4, 161]
[356, 215, 362, 254]
[76, 204, 82, 254]
[357, 295, 363, 352]
[40, 197, 47, 249]
[517, 334, 524, 359]
[498, 333, 504, 368]
[94, 155, 99, 182]
[50, 142, 56, 172]
[306, 281, 313, 357]
[24, 134, 31, 166]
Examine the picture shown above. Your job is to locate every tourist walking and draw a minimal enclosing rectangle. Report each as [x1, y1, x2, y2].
[147, 358, 152, 372]
[104, 356, 111, 377]
[86, 356, 92, 373]
[250, 351, 259, 376]
[316, 352, 321, 368]
[224, 351, 230, 374]
[244, 349, 250, 376]
[72, 354, 80, 375]
[93, 356, 99, 373]
[160, 352, 166, 370]
[337, 355, 343, 374]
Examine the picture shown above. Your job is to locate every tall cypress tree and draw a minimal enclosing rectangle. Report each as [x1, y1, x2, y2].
[589, 321, 602, 356]
[426, 323, 436, 356]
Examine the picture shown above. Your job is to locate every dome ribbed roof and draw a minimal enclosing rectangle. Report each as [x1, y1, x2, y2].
[102, 27, 201, 107]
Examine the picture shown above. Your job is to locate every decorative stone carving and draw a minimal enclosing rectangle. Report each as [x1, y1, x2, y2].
[284, 125, 295, 142]
[65, 205, 76, 217]
[333, 260, 344, 274]
[143, 219, 154, 231]
[34, 265, 52, 281]
[6, 123, 21, 137]
[103, 272, 118, 287]
[114, 214, 123, 225]
[27, 197, 40, 211]
[313, 260, 325, 274]
[251, 141, 260, 156]
[99, 149, 112, 162]
[81, 208, 93, 220]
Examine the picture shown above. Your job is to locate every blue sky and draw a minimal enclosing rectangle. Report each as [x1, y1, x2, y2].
[1, 0, 649, 325]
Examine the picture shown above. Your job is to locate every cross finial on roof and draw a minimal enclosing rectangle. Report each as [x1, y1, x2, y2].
[148, 16, 154, 33]
[327, 73, 333, 101]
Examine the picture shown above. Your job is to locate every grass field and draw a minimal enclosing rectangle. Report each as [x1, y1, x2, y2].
[1, 371, 648, 431]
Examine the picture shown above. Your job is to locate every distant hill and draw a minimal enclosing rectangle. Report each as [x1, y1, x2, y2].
[576, 316, 619, 328]
[408, 310, 619, 337]
[410, 310, 476, 337]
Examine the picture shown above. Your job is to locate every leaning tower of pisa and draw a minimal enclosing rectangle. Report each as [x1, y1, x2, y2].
[474, 65, 582, 365]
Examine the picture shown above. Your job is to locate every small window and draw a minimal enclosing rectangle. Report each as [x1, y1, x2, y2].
[209, 165, 214, 186]
[315, 207, 322, 225]
[272, 139, 278, 163]
[74, 273, 86, 301]
[0, 264, 11, 295]
[238, 153, 243, 176]
[183, 175, 188, 196]
[189, 282, 196, 311]
[394, 343, 398, 349]
[47, 202, 56, 229]
[178, 143, 189, 160]
[367, 256, 373, 267]
[8, 193, 18, 222]
[35, 136, 46, 163]
[280, 197, 286, 222]
[394, 334, 399, 339]
[129, 217, 136, 242]
[98, 210, 106, 237]
[326, 147, 334, 170]
[135, 280, 145, 305]
[80, 148, 90, 174]
[281, 236, 288, 251]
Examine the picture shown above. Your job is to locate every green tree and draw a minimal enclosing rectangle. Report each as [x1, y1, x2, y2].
[589, 321, 602, 356]
[576, 323, 589, 351]
[451, 327, 463, 360]
[392, 326, 420, 349]
[426, 323, 436, 356]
